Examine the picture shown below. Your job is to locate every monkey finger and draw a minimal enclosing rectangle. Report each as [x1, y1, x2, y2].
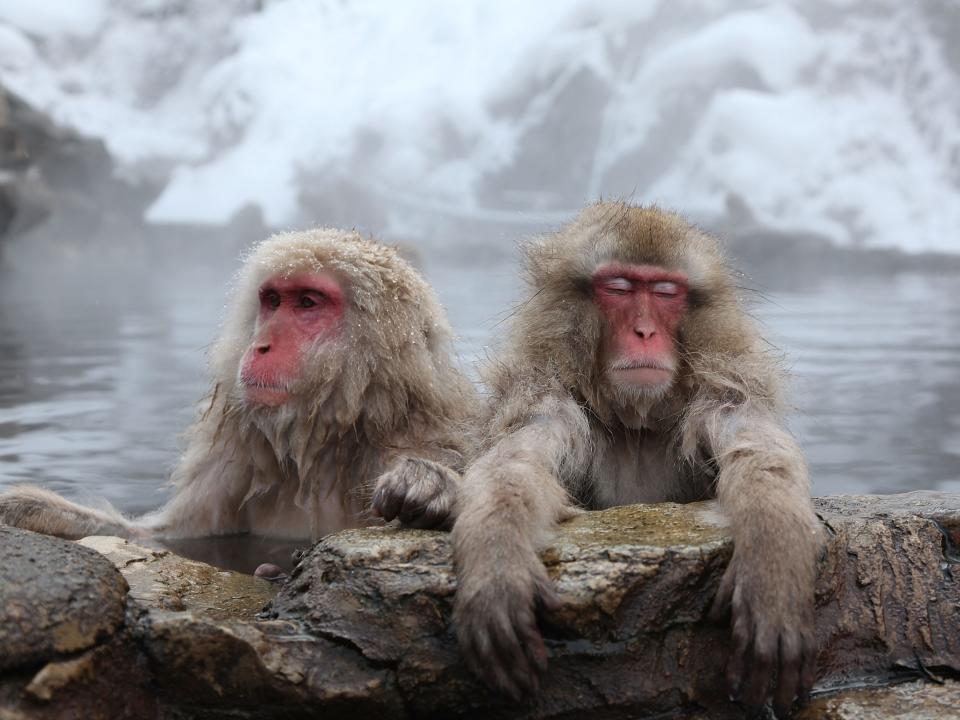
[399, 487, 453, 528]
[726, 609, 752, 696]
[709, 567, 735, 623]
[739, 629, 776, 711]
[516, 608, 550, 674]
[395, 497, 428, 526]
[459, 618, 494, 674]
[489, 653, 528, 702]
[799, 632, 818, 701]
[773, 633, 802, 718]
[371, 481, 406, 521]
[465, 627, 525, 700]
[490, 617, 532, 676]
[491, 669, 523, 701]
[490, 612, 541, 697]
[408, 496, 453, 529]
[486, 635, 534, 699]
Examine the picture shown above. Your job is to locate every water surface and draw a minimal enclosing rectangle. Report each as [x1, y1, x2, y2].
[1, 245, 958, 570]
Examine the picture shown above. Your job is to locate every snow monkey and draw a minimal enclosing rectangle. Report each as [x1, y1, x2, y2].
[0, 229, 474, 541]
[452, 203, 821, 717]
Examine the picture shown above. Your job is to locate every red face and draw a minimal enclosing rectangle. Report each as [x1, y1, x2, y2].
[238, 272, 345, 407]
[592, 263, 688, 392]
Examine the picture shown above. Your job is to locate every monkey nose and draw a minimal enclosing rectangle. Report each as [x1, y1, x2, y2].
[634, 324, 656, 340]
[256, 343, 271, 355]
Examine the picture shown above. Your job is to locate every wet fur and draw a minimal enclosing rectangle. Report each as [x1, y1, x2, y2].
[0, 229, 475, 540]
[452, 202, 822, 715]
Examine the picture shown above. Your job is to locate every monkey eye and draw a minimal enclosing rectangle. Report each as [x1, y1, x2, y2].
[651, 281, 680, 297]
[261, 289, 281, 309]
[601, 277, 633, 294]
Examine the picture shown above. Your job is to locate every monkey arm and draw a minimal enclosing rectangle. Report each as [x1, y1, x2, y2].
[704, 405, 822, 716]
[0, 485, 137, 539]
[452, 393, 591, 698]
[0, 406, 255, 541]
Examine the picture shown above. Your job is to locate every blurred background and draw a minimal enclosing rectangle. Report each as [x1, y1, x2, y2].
[1, 0, 958, 518]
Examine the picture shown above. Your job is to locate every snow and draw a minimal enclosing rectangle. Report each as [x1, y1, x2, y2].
[0, 0, 106, 38]
[1, 0, 958, 252]
[648, 87, 960, 248]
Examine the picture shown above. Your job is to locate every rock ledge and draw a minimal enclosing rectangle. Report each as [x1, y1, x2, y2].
[0, 492, 958, 719]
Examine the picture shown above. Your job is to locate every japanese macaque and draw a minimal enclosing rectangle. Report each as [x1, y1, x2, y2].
[452, 203, 822, 717]
[0, 229, 474, 541]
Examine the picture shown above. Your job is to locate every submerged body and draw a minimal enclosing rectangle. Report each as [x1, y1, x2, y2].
[0, 229, 474, 541]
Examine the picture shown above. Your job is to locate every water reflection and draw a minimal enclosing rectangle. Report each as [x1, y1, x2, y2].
[1, 248, 958, 572]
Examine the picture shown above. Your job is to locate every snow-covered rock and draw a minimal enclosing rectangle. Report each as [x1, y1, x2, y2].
[1, 0, 957, 252]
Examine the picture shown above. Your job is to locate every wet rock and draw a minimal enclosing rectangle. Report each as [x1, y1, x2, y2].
[1, 87, 55, 240]
[1, 492, 959, 719]
[265, 503, 735, 717]
[0, 527, 154, 720]
[78, 536, 278, 620]
[264, 492, 960, 718]
[0, 83, 157, 248]
[2, 630, 158, 720]
[140, 614, 403, 719]
[813, 493, 960, 691]
[0, 527, 127, 672]
[798, 680, 960, 719]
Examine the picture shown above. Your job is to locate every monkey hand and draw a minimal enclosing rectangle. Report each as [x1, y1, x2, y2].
[371, 457, 460, 529]
[710, 538, 818, 718]
[453, 541, 557, 700]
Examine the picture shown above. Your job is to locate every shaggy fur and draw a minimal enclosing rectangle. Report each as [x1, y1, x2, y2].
[0, 229, 475, 540]
[453, 202, 821, 716]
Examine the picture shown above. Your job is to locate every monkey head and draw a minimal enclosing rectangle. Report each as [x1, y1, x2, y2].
[212, 229, 461, 433]
[514, 202, 747, 419]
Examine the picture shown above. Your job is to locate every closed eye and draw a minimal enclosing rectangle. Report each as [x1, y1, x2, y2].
[651, 281, 679, 297]
[601, 277, 632, 294]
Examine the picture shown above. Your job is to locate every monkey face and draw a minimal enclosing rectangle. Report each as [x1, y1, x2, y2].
[592, 262, 688, 396]
[238, 272, 345, 407]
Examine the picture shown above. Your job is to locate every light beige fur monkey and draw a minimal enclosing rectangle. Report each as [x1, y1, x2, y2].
[452, 203, 821, 717]
[0, 229, 474, 540]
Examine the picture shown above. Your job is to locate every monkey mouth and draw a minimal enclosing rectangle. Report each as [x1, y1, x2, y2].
[239, 377, 293, 407]
[608, 360, 675, 387]
[609, 359, 675, 373]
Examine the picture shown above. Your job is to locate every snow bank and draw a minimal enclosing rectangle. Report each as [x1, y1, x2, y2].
[0, 0, 957, 252]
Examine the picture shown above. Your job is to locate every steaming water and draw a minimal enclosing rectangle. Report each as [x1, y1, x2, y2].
[1, 251, 958, 571]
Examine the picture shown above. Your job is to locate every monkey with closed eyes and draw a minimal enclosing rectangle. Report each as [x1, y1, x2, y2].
[452, 202, 821, 717]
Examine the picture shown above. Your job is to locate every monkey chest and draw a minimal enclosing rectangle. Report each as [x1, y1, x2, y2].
[241, 478, 356, 540]
[589, 433, 707, 507]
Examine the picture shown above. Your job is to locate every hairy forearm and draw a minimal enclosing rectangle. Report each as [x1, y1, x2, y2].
[457, 396, 590, 543]
[714, 413, 815, 522]
[708, 409, 823, 616]
[0, 486, 135, 539]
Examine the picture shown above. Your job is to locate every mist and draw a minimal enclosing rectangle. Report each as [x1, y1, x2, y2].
[1, 0, 959, 515]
